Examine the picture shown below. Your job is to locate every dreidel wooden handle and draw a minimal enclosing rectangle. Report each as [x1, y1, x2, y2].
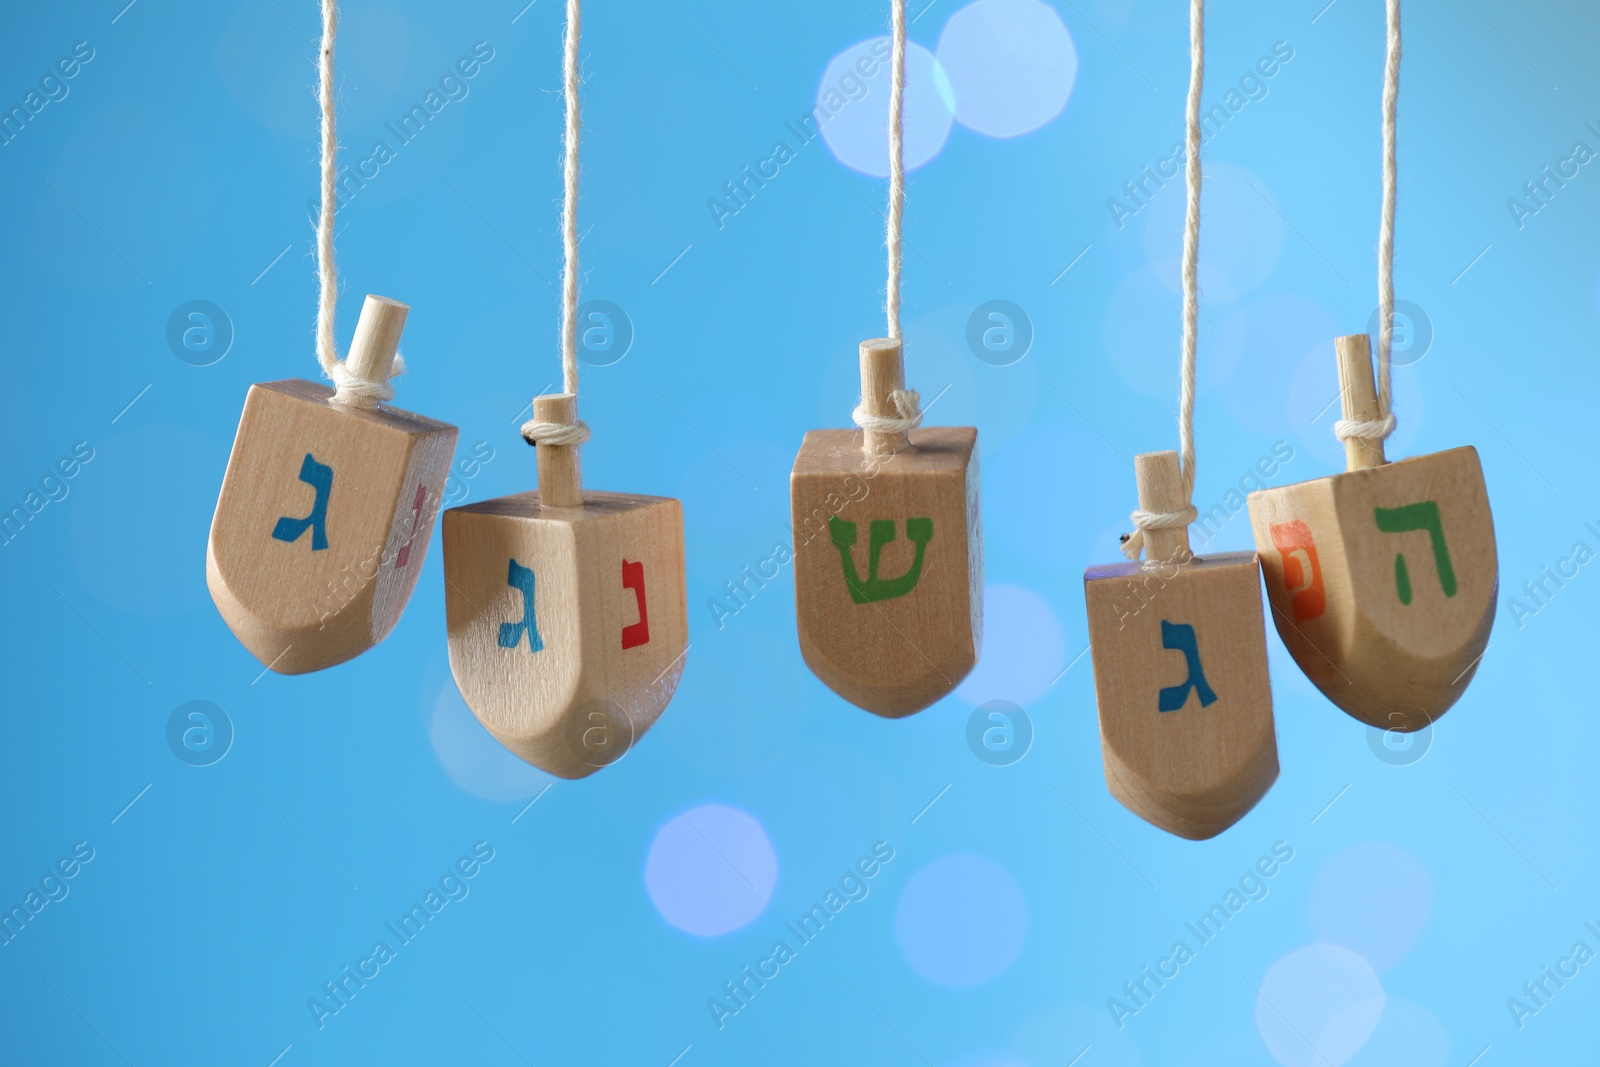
[346, 295, 409, 385]
[535, 393, 584, 507]
[859, 337, 912, 457]
[1135, 450, 1192, 565]
[1337, 334, 1388, 472]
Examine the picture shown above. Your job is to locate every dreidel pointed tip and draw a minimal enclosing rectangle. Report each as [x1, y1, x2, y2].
[1102, 705, 1280, 840]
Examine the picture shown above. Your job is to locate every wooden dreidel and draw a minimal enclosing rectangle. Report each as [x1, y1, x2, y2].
[209, 8, 459, 673]
[207, 296, 458, 674]
[1247, 335, 1497, 732]
[442, 394, 688, 779]
[1082, 0, 1276, 839]
[791, 338, 981, 717]
[443, 0, 685, 776]
[1084, 452, 1279, 840]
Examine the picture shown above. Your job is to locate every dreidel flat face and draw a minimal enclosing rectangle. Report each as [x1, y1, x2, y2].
[1248, 446, 1497, 731]
[1084, 552, 1279, 840]
[207, 379, 457, 674]
[791, 426, 981, 717]
[442, 491, 687, 779]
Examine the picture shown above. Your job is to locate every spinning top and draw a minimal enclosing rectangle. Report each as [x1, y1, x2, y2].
[1247, 335, 1497, 732]
[1084, 451, 1279, 840]
[791, 338, 981, 717]
[207, 295, 457, 674]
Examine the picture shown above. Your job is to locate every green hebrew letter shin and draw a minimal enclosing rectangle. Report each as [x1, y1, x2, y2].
[1374, 501, 1457, 603]
[829, 516, 933, 604]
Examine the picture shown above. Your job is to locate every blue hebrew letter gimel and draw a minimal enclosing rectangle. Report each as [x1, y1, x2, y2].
[271, 453, 333, 551]
[829, 516, 933, 605]
[1157, 619, 1217, 713]
[497, 558, 544, 653]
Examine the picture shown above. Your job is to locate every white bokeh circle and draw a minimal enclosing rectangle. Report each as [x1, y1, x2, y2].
[1345, 998, 1449, 1067]
[1103, 266, 1248, 401]
[955, 583, 1066, 707]
[894, 853, 1028, 988]
[1143, 163, 1286, 302]
[1255, 944, 1385, 1067]
[1308, 843, 1434, 972]
[1286, 336, 1423, 470]
[645, 803, 778, 937]
[937, 0, 1077, 138]
[430, 683, 550, 803]
[818, 38, 954, 176]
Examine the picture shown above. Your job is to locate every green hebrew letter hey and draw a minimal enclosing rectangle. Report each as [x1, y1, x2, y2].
[1374, 501, 1457, 605]
[829, 516, 933, 604]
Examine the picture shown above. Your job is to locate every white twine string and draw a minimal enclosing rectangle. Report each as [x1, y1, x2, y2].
[522, 0, 592, 449]
[853, 0, 923, 438]
[315, 0, 403, 409]
[558, 0, 581, 397]
[315, 0, 338, 384]
[1337, 0, 1400, 446]
[1123, 0, 1203, 561]
[885, 0, 906, 342]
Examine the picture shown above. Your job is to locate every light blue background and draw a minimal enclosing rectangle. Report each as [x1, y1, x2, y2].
[0, 1, 1594, 1064]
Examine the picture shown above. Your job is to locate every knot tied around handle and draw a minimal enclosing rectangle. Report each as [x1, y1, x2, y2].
[520, 417, 592, 448]
[1120, 504, 1199, 562]
[852, 388, 923, 436]
[329, 352, 406, 409]
[1334, 411, 1396, 443]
